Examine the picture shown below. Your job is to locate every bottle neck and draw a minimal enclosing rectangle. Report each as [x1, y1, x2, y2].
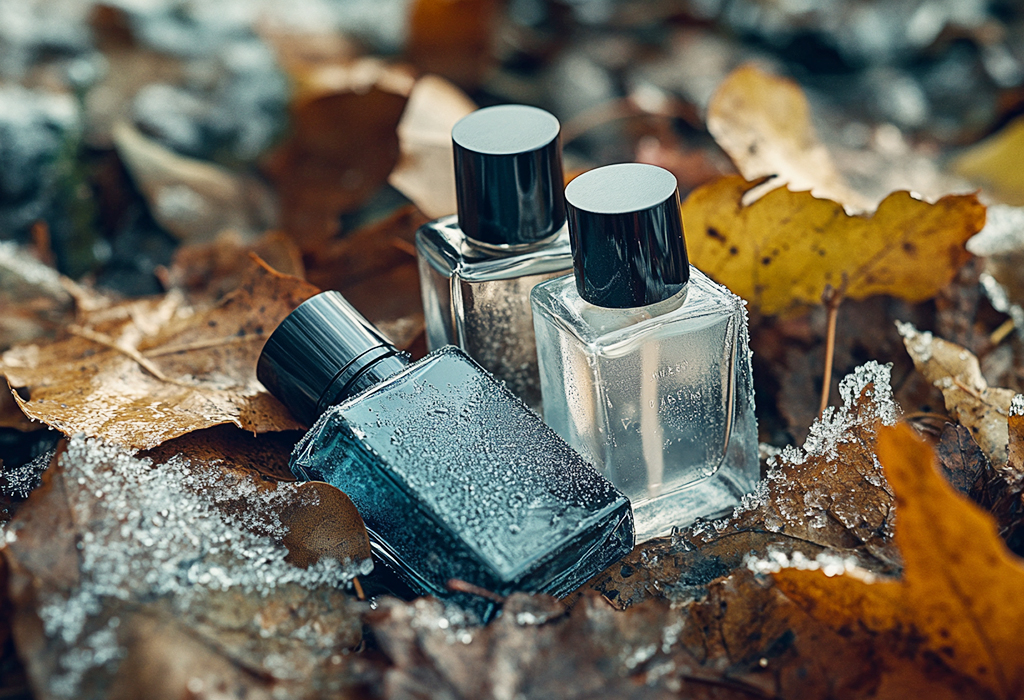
[463, 221, 567, 255]
[315, 344, 411, 415]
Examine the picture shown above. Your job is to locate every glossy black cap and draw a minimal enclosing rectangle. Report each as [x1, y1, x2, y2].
[565, 163, 689, 308]
[453, 104, 565, 246]
[256, 292, 410, 426]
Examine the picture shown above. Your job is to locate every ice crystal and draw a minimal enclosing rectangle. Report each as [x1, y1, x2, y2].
[691, 361, 897, 539]
[0, 446, 53, 497]
[36, 435, 370, 698]
[745, 547, 878, 583]
[1011, 394, 1024, 417]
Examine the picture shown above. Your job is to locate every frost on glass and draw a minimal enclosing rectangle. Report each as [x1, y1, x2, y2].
[7, 436, 369, 699]
[415, 215, 573, 410]
[692, 360, 898, 543]
[291, 345, 634, 614]
[532, 266, 759, 542]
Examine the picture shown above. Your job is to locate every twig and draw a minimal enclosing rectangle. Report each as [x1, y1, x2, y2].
[818, 274, 848, 418]
[352, 576, 365, 601]
[990, 318, 1015, 346]
[68, 325, 194, 388]
[143, 334, 265, 358]
[446, 578, 505, 604]
[391, 238, 418, 258]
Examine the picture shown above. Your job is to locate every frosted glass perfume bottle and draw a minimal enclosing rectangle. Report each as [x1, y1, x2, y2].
[531, 163, 758, 542]
[257, 291, 633, 616]
[416, 104, 573, 411]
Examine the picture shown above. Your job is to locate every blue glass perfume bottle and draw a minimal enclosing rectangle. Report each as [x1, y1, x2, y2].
[531, 164, 759, 542]
[257, 291, 634, 615]
[416, 104, 573, 411]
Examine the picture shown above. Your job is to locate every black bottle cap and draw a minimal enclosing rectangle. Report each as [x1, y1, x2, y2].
[452, 104, 566, 246]
[565, 163, 690, 308]
[256, 291, 410, 426]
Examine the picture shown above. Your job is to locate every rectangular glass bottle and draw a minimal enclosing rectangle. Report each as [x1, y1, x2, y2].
[416, 215, 572, 410]
[258, 291, 635, 618]
[289, 345, 634, 614]
[532, 267, 759, 542]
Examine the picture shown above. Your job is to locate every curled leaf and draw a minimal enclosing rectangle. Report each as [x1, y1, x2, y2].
[388, 75, 477, 218]
[953, 117, 1024, 206]
[898, 321, 1015, 464]
[707, 64, 870, 211]
[113, 122, 275, 243]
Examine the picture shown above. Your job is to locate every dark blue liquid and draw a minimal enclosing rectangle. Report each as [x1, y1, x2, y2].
[291, 346, 633, 615]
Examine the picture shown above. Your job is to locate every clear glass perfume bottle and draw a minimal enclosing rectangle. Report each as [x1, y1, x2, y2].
[257, 291, 634, 617]
[531, 163, 758, 543]
[416, 104, 573, 411]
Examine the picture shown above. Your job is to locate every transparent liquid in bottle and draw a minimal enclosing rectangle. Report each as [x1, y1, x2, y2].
[532, 267, 758, 541]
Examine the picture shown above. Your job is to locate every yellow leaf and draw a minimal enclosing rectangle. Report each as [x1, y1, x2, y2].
[774, 423, 1024, 699]
[707, 63, 870, 211]
[681, 175, 985, 315]
[953, 117, 1024, 206]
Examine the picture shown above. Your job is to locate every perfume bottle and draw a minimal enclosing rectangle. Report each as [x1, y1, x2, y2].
[416, 104, 573, 411]
[257, 291, 634, 616]
[531, 163, 758, 542]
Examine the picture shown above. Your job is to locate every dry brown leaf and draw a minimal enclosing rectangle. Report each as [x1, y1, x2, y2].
[264, 58, 414, 249]
[159, 229, 304, 303]
[2, 436, 369, 700]
[952, 117, 1024, 206]
[388, 75, 477, 218]
[406, 0, 498, 89]
[774, 423, 1024, 700]
[1, 262, 317, 450]
[113, 122, 276, 243]
[682, 175, 985, 316]
[898, 322, 1015, 464]
[707, 64, 871, 211]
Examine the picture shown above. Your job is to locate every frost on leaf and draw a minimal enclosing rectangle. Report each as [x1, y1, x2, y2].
[898, 320, 1015, 464]
[588, 362, 901, 609]
[694, 361, 898, 551]
[1, 435, 370, 699]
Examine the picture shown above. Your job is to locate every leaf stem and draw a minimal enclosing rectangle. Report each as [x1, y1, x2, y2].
[818, 275, 847, 417]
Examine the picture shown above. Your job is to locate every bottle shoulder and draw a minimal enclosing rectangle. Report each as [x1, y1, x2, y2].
[416, 216, 573, 282]
[532, 266, 747, 349]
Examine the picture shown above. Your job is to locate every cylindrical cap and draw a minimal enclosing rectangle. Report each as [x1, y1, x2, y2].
[453, 104, 565, 246]
[565, 163, 690, 308]
[257, 291, 410, 425]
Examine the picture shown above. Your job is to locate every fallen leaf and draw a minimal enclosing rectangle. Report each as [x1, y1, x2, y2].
[952, 117, 1024, 206]
[113, 122, 276, 243]
[2, 435, 370, 700]
[773, 423, 1024, 700]
[707, 64, 871, 211]
[682, 175, 985, 315]
[159, 229, 304, 303]
[264, 58, 414, 249]
[935, 421, 991, 496]
[369, 569, 981, 700]
[388, 75, 477, 218]
[898, 321, 1015, 464]
[1, 261, 317, 450]
[406, 0, 498, 89]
